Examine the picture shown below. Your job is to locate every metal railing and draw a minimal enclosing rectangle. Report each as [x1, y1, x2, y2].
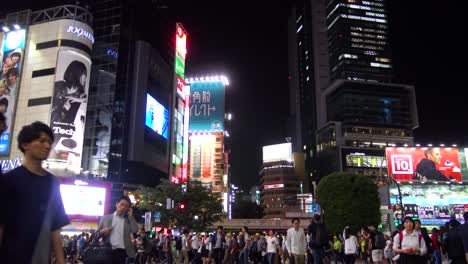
[30, 5, 93, 25]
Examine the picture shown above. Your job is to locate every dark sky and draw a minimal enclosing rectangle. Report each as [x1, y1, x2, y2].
[4, 0, 468, 190]
[177, 0, 468, 190]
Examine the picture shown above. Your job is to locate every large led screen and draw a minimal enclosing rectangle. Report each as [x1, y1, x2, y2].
[189, 81, 225, 132]
[389, 184, 467, 225]
[263, 143, 292, 163]
[386, 147, 465, 182]
[0, 29, 26, 155]
[60, 184, 106, 216]
[145, 93, 169, 139]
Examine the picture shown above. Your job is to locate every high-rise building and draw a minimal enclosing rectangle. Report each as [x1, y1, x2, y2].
[0, 5, 94, 175]
[288, 0, 418, 182]
[186, 76, 230, 211]
[260, 143, 301, 219]
[81, 0, 182, 186]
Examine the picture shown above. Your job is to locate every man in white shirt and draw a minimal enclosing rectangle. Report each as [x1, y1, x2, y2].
[98, 196, 138, 264]
[286, 218, 306, 264]
[181, 229, 190, 264]
[191, 232, 201, 263]
[266, 229, 279, 264]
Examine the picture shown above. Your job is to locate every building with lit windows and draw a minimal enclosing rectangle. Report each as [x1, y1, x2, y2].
[288, 0, 418, 183]
[186, 76, 230, 211]
[260, 143, 311, 219]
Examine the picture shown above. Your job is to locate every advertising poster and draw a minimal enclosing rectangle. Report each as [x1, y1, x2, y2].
[189, 81, 225, 132]
[0, 29, 26, 155]
[189, 134, 215, 183]
[390, 184, 468, 225]
[49, 50, 91, 174]
[386, 147, 464, 182]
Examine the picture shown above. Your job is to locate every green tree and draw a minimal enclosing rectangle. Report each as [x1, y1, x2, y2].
[316, 172, 381, 235]
[138, 179, 224, 231]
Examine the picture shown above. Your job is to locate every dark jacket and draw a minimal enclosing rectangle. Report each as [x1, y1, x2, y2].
[414, 158, 448, 181]
[445, 227, 466, 260]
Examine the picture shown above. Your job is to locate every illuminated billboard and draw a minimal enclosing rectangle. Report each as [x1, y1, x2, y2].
[189, 81, 225, 132]
[386, 147, 466, 182]
[389, 184, 467, 225]
[145, 93, 169, 139]
[58, 178, 112, 223]
[0, 29, 26, 155]
[263, 143, 292, 163]
[49, 49, 91, 175]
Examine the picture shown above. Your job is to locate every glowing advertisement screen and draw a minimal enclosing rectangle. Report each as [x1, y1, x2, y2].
[145, 93, 169, 139]
[189, 81, 225, 131]
[0, 29, 26, 155]
[49, 50, 91, 175]
[60, 184, 106, 216]
[389, 184, 467, 225]
[263, 143, 292, 163]
[386, 147, 466, 182]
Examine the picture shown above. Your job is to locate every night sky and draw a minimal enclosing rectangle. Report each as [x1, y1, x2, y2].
[3, 0, 468, 190]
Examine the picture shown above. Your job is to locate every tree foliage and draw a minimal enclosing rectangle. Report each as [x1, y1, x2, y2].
[316, 172, 381, 235]
[138, 179, 224, 231]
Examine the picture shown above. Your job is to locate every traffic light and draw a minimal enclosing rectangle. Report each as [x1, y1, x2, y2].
[178, 203, 186, 210]
[393, 219, 400, 227]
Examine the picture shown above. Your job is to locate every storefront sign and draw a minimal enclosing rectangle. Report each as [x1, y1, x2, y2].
[0, 157, 23, 171]
[66, 25, 94, 43]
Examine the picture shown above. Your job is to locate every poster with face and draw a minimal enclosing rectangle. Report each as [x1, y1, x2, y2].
[48, 49, 91, 175]
[0, 29, 26, 155]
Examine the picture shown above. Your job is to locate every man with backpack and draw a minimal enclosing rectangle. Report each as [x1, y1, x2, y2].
[308, 214, 329, 264]
[368, 224, 386, 264]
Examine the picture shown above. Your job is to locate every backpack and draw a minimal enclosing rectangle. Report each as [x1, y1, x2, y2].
[175, 237, 182, 250]
[239, 235, 246, 249]
[374, 232, 386, 249]
[313, 223, 329, 247]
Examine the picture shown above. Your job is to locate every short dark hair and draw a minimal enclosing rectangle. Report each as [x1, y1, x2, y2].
[291, 217, 300, 224]
[17, 121, 54, 153]
[117, 195, 131, 205]
[242, 226, 249, 232]
[10, 51, 21, 60]
[403, 217, 415, 225]
[64, 60, 87, 91]
[0, 97, 8, 108]
[368, 223, 377, 228]
[6, 67, 18, 78]
[217, 226, 223, 231]
[0, 112, 5, 123]
[414, 219, 421, 224]
[313, 214, 321, 221]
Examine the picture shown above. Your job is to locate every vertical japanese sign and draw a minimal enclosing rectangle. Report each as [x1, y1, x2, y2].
[49, 50, 91, 174]
[189, 81, 225, 132]
[171, 23, 188, 182]
[0, 29, 26, 155]
[181, 85, 190, 182]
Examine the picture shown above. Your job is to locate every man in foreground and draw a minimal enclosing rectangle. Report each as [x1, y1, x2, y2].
[0, 121, 69, 263]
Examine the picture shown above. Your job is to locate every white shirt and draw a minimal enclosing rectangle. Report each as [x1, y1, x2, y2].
[344, 235, 359, 255]
[191, 235, 201, 249]
[286, 227, 306, 255]
[182, 234, 188, 250]
[266, 236, 279, 253]
[110, 212, 126, 249]
[393, 230, 427, 256]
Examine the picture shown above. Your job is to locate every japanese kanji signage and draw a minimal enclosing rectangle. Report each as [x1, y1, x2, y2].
[189, 81, 225, 131]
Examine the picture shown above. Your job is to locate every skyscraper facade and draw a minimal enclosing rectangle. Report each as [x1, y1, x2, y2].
[289, 0, 418, 182]
[80, 0, 179, 186]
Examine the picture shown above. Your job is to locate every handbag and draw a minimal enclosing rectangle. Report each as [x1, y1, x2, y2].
[82, 234, 114, 264]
